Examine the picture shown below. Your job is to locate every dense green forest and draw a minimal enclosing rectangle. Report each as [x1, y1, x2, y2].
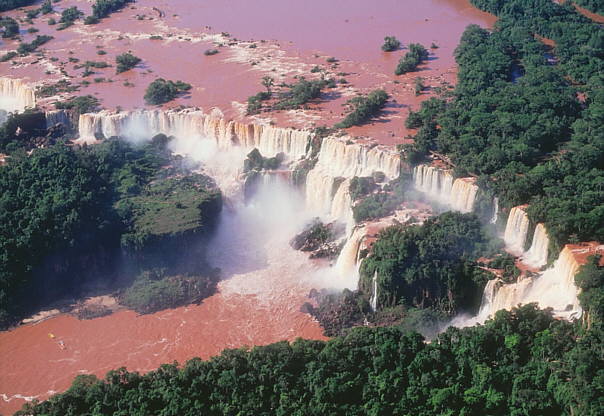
[0, 120, 222, 327]
[405, 0, 604, 255]
[573, 0, 604, 14]
[19, 297, 604, 415]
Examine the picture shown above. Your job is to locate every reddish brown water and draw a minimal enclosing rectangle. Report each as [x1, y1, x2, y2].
[0, 1, 495, 413]
[1, 0, 494, 143]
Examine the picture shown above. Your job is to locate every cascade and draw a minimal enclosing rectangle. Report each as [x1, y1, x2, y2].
[523, 223, 550, 268]
[330, 178, 354, 227]
[471, 245, 585, 324]
[305, 137, 400, 219]
[45, 110, 72, 130]
[503, 206, 530, 255]
[77, 109, 311, 160]
[0, 78, 36, 117]
[490, 197, 499, 224]
[334, 226, 366, 290]
[369, 271, 378, 311]
[412, 164, 477, 213]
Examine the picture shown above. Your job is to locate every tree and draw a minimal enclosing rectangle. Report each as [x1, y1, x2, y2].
[261, 76, 274, 95]
[144, 79, 191, 105]
[115, 52, 141, 74]
[0, 17, 19, 38]
[382, 36, 401, 52]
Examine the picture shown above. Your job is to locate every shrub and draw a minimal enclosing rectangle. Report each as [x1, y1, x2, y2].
[335, 89, 388, 128]
[381, 36, 401, 52]
[17, 35, 53, 55]
[54, 95, 100, 114]
[0, 17, 19, 38]
[144, 78, 191, 105]
[204, 48, 219, 56]
[395, 43, 428, 75]
[115, 52, 141, 73]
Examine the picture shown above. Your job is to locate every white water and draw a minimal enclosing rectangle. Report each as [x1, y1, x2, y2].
[76, 109, 402, 289]
[461, 246, 583, 326]
[523, 223, 550, 268]
[412, 164, 478, 213]
[369, 271, 378, 312]
[490, 197, 499, 224]
[503, 206, 530, 255]
[0, 78, 36, 122]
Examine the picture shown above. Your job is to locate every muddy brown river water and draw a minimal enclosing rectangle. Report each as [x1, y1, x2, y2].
[0, 1, 496, 413]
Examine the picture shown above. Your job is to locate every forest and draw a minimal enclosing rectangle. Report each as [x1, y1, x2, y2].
[404, 0, 604, 256]
[0, 121, 222, 328]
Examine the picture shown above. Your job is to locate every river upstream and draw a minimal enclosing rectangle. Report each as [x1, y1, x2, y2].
[0, 1, 495, 413]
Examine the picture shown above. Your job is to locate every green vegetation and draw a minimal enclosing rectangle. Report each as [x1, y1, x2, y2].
[58, 6, 83, 30]
[360, 212, 499, 314]
[273, 77, 327, 110]
[243, 148, 283, 172]
[0, 121, 222, 327]
[144, 78, 191, 105]
[395, 43, 429, 75]
[245, 91, 270, 115]
[89, 0, 134, 22]
[36, 80, 79, 98]
[120, 268, 219, 314]
[405, 0, 604, 255]
[54, 95, 100, 114]
[335, 89, 388, 128]
[0, 51, 17, 62]
[381, 35, 401, 52]
[204, 48, 219, 56]
[0, 17, 19, 38]
[573, 0, 604, 14]
[39, 0, 52, 14]
[575, 255, 604, 328]
[118, 174, 222, 252]
[0, 0, 35, 12]
[18, 303, 604, 416]
[17, 34, 53, 55]
[115, 52, 141, 73]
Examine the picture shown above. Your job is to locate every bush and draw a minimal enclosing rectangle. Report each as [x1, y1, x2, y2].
[115, 52, 141, 73]
[395, 43, 428, 75]
[335, 89, 388, 128]
[144, 78, 191, 105]
[54, 95, 100, 114]
[91, 0, 133, 20]
[17, 34, 53, 55]
[0, 51, 17, 62]
[273, 77, 327, 110]
[0, 0, 36, 12]
[381, 36, 401, 52]
[204, 48, 219, 56]
[0, 17, 19, 38]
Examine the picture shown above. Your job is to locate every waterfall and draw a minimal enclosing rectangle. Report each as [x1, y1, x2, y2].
[77, 109, 311, 160]
[523, 223, 550, 268]
[490, 197, 499, 224]
[330, 178, 354, 228]
[369, 271, 378, 311]
[45, 110, 72, 130]
[503, 206, 530, 255]
[0, 77, 36, 117]
[334, 226, 366, 290]
[412, 164, 477, 213]
[470, 245, 586, 324]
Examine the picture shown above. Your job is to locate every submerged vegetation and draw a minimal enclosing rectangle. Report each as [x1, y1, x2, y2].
[144, 78, 192, 105]
[115, 52, 141, 74]
[335, 89, 389, 128]
[395, 43, 429, 75]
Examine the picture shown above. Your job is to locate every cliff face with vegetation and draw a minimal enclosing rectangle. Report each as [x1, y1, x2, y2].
[0, 127, 222, 327]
